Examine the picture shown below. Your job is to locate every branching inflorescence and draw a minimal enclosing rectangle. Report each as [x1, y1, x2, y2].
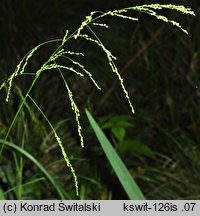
[0, 4, 195, 196]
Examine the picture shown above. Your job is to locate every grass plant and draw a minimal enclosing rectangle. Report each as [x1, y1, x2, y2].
[0, 3, 195, 197]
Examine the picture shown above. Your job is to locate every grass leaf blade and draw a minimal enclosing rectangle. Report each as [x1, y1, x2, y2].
[0, 139, 66, 199]
[85, 109, 145, 200]
[0, 188, 5, 200]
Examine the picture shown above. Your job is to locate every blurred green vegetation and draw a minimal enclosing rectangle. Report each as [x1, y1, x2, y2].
[0, 0, 199, 199]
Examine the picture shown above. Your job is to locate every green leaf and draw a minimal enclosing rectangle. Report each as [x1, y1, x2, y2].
[119, 139, 155, 157]
[0, 188, 5, 200]
[86, 109, 145, 200]
[101, 122, 114, 129]
[100, 115, 134, 129]
[111, 126, 126, 143]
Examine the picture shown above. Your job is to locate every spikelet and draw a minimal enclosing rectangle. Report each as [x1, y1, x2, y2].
[44, 64, 84, 77]
[63, 80, 84, 148]
[5, 46, 39, 102]
[92, 23, 108, 28]
[29, 94, 79, 196]
[131, 4, 195, 34]
[66, 58, 101, 90]
[5, 60, 23, 102]
[20, 46, 39, 75]
[97, 8, 138, 22]
[0, 82, 5, 90]
[156, 15, 189, 34]
[108, 60, 135, 114]
[61, 30, 69, 46]
[54, 133, 79, 196]
[63, 51, 84, 56]
[74, 11, 96, 39]
[6, 73, 16, 102]
[49, 49, 65, 62]
[49, 50, 85, 63]
[58, 68, 84, 148]
[113, 13, 138, 21]
[78, 34, 116, 60]
[141, 4, 195, 16]
[78, 34, 135, 113]
[0, 82, 6, 91]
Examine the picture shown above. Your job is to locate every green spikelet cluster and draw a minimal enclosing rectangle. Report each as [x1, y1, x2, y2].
[92, 23, 108, 28]
[0, 82, 5, 91]
[5, 46, 39, 102]
[44, 63, 85, 77]
[131, 4, 195, 34]
[54, 133, 79, 195]
[66, 58, 101, 90]
[28, 95, 79, 196]
[78, 33, 135, 113]
[61, 30, 69, 46]
[59, 72, 84, 148]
